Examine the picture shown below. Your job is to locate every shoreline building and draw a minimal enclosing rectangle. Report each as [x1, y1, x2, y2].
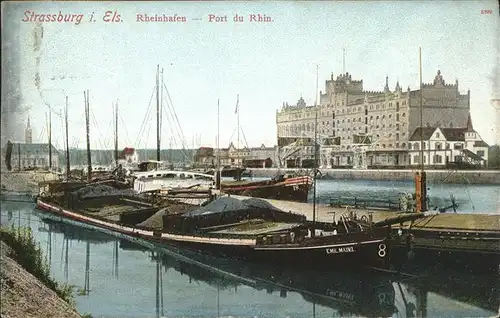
[194, 143, 278, 168]
[276, 70, 480, 168]
[3, 117, 59, 171]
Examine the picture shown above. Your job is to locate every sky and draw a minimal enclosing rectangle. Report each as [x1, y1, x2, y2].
[2, 0, 499, 150]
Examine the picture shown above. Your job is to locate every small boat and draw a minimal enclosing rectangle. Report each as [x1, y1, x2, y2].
[219, 173, 313, 203]
[132, 169, 214, 193]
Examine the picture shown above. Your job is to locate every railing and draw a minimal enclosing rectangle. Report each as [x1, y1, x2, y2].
[330, 196, 401, 210]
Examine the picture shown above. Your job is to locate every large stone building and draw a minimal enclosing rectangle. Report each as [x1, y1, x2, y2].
[3, 117, 59, 171]
[276, 70, 474, 168]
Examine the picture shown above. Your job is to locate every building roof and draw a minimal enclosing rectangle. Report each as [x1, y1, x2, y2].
[440, 128, 467, 141]
[474, 140, 489, 148]
[8, 142, 59, 154]
[195, 147, 214, 157]
[409, 127, 436, 141]
[122, 147, 136, 155]
[466, 112, 474, 132]
[409, 127, 472, 142]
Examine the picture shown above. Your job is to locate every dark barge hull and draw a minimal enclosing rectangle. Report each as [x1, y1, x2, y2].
[36, 199, 391, 270]
[221, 177, 312, 203]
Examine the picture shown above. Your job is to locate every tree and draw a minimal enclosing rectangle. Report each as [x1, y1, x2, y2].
[488, 145, 500, 169]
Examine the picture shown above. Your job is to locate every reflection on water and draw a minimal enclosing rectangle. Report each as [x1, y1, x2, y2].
[1, 201, 498, 318]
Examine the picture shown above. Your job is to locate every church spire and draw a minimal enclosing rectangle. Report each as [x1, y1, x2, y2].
[25, 115, 32, 144]
[384, 75, 390, 92]
[466, 112, 474, 132]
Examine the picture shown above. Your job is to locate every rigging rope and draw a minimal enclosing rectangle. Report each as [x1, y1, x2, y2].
[119, 113, 131, 146]
[161, 84, 191, 162]
[135, 86, 156, 147]
[163, 83, 189, 150]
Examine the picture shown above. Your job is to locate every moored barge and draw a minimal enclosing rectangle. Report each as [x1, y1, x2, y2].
[34, 184, 421, 270]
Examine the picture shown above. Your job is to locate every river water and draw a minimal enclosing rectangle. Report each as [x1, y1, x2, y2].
[236, 177, 500, 213]
[1, 201, 498, 318]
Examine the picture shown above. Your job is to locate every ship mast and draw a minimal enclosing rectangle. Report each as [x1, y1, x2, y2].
[65, 96, 70, 180]
[312, 64, 319, 237]
[114, 100, 119, 167]
[48, 111, 52, 170]
[84, 90, 92, 182]
[416, 48, 428, 212]
[217, 98, 221, 190]
[156, 65, 161, 162]
[236, 94, 240, 167]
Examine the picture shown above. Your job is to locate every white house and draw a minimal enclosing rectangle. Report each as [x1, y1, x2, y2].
[408, 114, 489, 168]
[118, 147, 139, 166]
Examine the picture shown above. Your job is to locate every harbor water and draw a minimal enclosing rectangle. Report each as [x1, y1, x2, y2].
[1, 201, 498, 318]
[232, 177, 500, 213]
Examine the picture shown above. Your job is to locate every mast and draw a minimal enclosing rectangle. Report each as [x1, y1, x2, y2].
[416, 47, 427, 212]
[419, 48, 424, 172]
[160, 68, 164, 163]
[217, 98, 221, 190]
[156, 65, 161, 162]
[84, 90, 92, 182]
[18, 142, 21, 170]
[114, 100, 118, 166]
[48, 111, 52, 170]
[65, 96, 70, 179]
[236, 94, 240, 167]
[312, 64, 319, 237]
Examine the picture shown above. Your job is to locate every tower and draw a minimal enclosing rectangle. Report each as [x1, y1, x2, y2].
[25, 116, 32, 144]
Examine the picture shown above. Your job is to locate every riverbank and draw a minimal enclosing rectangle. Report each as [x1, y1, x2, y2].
[250, 168, 500, 184]
[0, 227, 82, 318]
[1, 171, 60, 195]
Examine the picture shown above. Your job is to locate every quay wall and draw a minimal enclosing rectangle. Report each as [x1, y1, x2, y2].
[249, 168, 500, 185]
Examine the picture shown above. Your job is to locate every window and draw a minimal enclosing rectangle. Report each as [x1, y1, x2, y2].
[396, 102, 400, 111]
[435, 142, 442, 150]
[436, 132, 440, 138]
[477, 150, 485, 157]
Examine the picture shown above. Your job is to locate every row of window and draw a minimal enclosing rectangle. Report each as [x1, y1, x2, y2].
[18, 158, 46, 166]
[278, 113, 407, 135]
[409, 142, 462, 150]
[278, 100, 408, 120]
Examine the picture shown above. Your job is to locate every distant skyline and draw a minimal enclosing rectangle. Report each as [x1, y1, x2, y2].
[2, 0, 499, 151]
